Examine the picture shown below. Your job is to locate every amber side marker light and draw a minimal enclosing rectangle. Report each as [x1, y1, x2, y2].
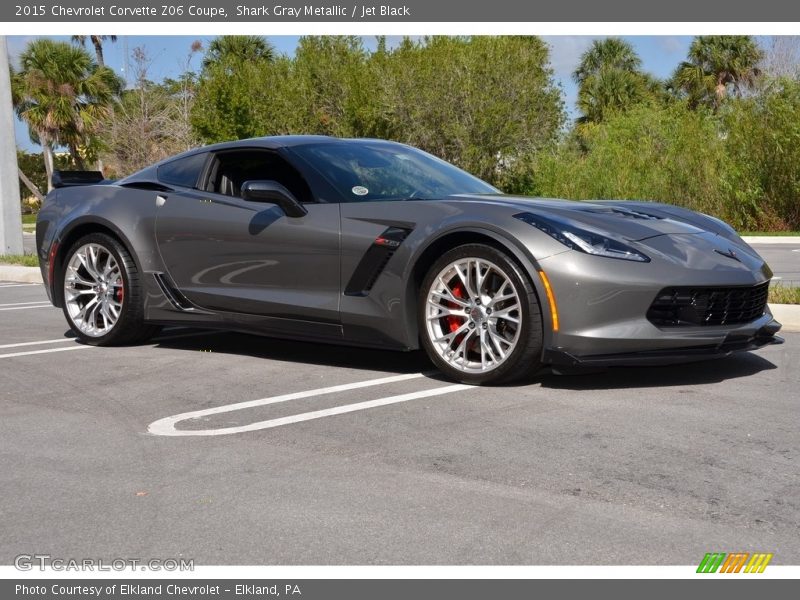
[537, 270, 559, 332]
[48, 241, 59, 288]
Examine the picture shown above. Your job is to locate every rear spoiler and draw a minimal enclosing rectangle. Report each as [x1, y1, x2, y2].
[52, 170, 106, 188]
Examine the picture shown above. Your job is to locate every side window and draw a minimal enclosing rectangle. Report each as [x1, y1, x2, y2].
[157, 152, 207, 188]
[206, 150, 313, 203]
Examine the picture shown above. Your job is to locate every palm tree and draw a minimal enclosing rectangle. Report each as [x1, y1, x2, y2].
[573, 38, 654, 124]
[573, 38, 642, 86]
[71, 35, 117, 68]
[202, 35, 275, 70]
[12, 39, 123, 189]
[577, 69, 657, 124]
[670, 36, 763, 110]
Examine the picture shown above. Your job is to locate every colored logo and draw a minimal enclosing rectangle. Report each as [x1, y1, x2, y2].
[697, 552, 773, 573]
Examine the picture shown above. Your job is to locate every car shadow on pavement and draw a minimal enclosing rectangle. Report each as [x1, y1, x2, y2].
[149, 329, 434, 374]
[147, 328, 779, 389]
[538, 352, 777, 390]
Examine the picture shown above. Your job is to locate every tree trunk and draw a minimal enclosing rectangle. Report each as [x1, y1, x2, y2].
[17, 168, 45, 203]
[68, 144, 86, 170]
[714, 77, 727, 110]
[42, 143, 55, 192]
[92, 36, 105, 67]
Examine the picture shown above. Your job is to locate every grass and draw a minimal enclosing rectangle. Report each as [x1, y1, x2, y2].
[21, 214, 37, 232]
[0, 254, 39, 267]
[769, 285, 800, 305]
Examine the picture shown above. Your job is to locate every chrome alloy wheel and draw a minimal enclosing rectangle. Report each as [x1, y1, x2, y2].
[424, 257, 522, 373]
[63, 243, 124, 337]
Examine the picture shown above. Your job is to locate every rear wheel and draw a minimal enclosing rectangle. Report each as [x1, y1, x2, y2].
[419, 244, 543, 385]
[61, 233, 160, 345]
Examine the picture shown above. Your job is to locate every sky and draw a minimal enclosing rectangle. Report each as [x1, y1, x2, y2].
[7, 35, 695, 153]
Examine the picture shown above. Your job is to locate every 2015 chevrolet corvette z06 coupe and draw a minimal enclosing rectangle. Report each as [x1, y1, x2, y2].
[36, 136, 782, 384]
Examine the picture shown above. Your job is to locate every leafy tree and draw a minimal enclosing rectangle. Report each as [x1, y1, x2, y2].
[378, 36, 564, 182]
[71, 35, 117, 68]
[191, 55, 298, 142]
[12, 39, 123, 189]
[191, 36, 564, 185]
[670, 35, 763, 110]
[533, 103, 737, 222]
[291, 36, 375, 136]
[16, 150, 72, 206]
[723, 79, 800, 229]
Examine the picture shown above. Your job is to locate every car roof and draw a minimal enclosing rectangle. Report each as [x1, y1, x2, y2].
[117, 136, 405, 185]
[185, 135, 401, 154]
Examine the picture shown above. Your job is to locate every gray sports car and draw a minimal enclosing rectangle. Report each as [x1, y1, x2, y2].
[36, 136, 783, 384]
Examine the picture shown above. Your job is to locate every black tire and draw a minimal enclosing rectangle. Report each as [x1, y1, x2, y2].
[60, 233, 160, 346]
[418, 243, 543, 385]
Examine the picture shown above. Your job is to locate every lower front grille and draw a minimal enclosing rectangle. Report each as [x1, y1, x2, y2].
[647, 282, 769, 327]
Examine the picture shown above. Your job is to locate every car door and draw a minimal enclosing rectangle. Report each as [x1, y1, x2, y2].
[154, 147, 341, 326]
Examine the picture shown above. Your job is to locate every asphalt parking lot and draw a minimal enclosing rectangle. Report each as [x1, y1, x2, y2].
[1, 280, 798, 565]
[756, 243, 800, 287]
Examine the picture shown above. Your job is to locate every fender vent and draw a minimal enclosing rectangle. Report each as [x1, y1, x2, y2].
[153, 273, 194, 310]
[344, 227, 410, 297]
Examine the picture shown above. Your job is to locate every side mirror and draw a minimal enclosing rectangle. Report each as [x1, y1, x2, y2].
[240, 180, 308, 218]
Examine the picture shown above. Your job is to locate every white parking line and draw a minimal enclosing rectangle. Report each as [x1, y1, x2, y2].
[0, 338, 75, 350]
[0, 345, 92, 359]
[0, 305, 53, 311]
[0, 301, 51, 307]
[0, 329, 220, 359]
[148, 373, 471, 437]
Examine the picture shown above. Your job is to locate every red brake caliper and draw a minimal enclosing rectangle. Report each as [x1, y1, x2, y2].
[446, 282, 466, 333]
[115, 279, 124, 303]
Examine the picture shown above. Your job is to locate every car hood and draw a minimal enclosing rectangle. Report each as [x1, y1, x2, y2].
[449, 194, 707, 241]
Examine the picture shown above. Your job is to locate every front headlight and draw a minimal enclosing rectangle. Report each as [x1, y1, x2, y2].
[514, 212, 650, 262]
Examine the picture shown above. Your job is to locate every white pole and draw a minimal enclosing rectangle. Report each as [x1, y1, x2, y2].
[0, 36, 24, 255]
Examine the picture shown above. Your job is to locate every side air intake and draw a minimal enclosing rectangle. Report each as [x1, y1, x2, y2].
[153, 273, 195, 310]
[344, 227, 411, 297]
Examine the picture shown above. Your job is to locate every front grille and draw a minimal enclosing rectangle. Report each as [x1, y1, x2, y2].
[647, 282, 769, 327]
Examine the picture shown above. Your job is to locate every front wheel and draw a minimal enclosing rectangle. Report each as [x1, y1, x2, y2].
[418, 244, 544, 385]
[61, 233, 160, 345]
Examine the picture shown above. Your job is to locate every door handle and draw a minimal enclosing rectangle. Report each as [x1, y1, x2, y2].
[156, 195, 167, 207]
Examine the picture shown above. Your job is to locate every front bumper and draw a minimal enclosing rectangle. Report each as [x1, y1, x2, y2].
[536, 234, 780, 366]
[544, 319, 783, 367]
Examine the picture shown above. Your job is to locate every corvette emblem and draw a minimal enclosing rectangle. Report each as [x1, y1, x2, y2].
[714, 248, 741, 262]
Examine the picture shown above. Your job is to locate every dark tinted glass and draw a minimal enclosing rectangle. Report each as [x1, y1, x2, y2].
[157, 153, 207, 188]
[209, 150, 312, 203]
[292, 142, 497, 202]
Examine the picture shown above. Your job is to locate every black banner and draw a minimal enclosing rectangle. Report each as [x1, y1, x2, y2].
[4, 0, 800, 22]
[4, 579, 799, 600]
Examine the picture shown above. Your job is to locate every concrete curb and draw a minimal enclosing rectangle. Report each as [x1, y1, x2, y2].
[770, 304, 800, 333]
[0, 265, 42, 284]
[742, 236, 800, 244]
[1, 263, 798, 332]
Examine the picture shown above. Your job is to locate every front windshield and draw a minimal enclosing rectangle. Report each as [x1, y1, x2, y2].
[292, 141, 498, 202]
